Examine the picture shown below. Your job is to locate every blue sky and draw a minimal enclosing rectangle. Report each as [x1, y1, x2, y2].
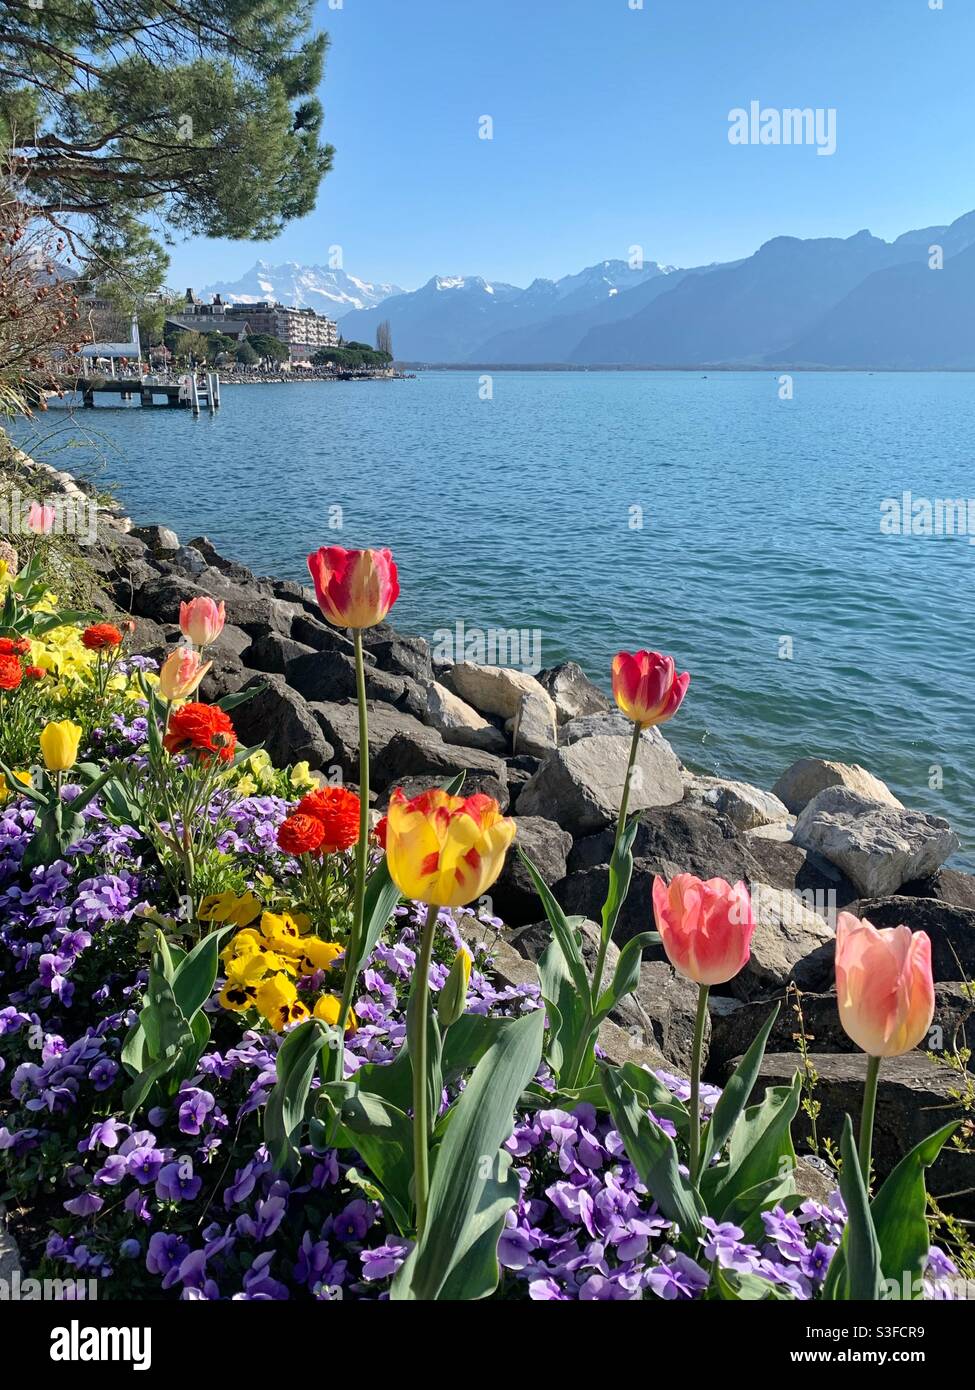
[170, 0, 975, 292]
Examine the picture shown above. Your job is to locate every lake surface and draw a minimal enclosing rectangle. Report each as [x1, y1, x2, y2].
[15, 371, 975, 867]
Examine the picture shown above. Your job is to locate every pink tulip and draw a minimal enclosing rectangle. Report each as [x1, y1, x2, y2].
[26, 501, 56, 536]
[179, 596, 226, 648]
[158, 647, 211, 702]
[835, 912, 934, 1058]
[307, 546, 399, 629]
[652, 874, 754, 986]
[612, 650, 689, 728]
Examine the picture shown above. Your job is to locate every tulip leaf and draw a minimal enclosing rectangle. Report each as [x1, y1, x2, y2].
[702, 1002, 780, 1171]
[595, 930, 658, 1020]
[442, 771, 466, 796]
[537, 933, 589, 1082]
[517, 848, 590, 999]
[715, 1266, 792, 1301]
[170, 924, 234, 1020]
[217, 683, 264, 712]
[825, 1119, 959, 1301]
[601, 1062, 705, 1246]
[320, 1083, 415, 1233]
[264, 1018, 327, 1171]
[392, 1006, 545, 1301]
[352, 858, 402, 979]
[703, 1072, 802, 1215]
[825, 1114, 884, 1301]
[599, 816, 638, 955]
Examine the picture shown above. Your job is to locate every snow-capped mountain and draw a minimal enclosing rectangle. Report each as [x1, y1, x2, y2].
[198, 260, 402, 318]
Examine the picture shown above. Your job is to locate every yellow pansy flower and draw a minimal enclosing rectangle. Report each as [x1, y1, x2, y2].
[198, 891, 262, 927]
[313, 994, 357, 1035]
[295, 938, 344, 974]
[255, 973, 308, 1031]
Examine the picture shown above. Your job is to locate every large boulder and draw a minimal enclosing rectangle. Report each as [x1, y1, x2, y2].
[231, 674, 335, 772]
[244, 631, 316, 674]
[773, 758, 903, 814]
[728, 1051, 975, 1213]
[491, 816, 572, 924]
[441, 663, 553, 721]
[290, 612, 358, 656]
[362, 632, 433, 683]
[510, 689, 557, 759]
[537, 661, 611, 725]
[854, 895, 975, 981]
[288, 648, 424, 716]
[309, 700, 433, 783]
[517, 731, 683, 835]
[423, 681, 507, 754]
[900, 867, 975, 912]
[707, 983, 971, 1075]
[726, 881, 835, 1002]
[371, 729, 509, 807]
[132, 573, 294, 637]
[683, 774, 790, 832]
[794, 787, 959, 897]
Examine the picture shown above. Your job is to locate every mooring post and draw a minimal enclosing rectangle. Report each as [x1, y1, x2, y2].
[190, 373, 200, 416]
[209, 372, 221, 408]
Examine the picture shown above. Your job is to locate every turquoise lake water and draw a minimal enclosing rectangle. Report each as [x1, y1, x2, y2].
[15, 371, 975, 867]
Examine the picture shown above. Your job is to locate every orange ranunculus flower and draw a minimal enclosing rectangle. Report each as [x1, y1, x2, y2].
[277, 812, 326, 857]
[611, 650, 689, 728]
[163, 701, 236, 763]
[157, 647, 211, 701]
[295, 786, 361, 852]
[652, 874, 754, 986]
[81, 623, 123, 652]
[385, 787, 515, 909]
[179, 596, 226, 648]
[306, 546, 399, 629]
[835, 912, 935, 1058]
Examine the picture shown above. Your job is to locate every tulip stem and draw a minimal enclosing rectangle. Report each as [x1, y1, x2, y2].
[335, 629, 370, 1068]
[689, 983, 709, 1185]
[859, 1054, 881, 1188]
[592, 720, 642, 1005]
[412, 900, 439, 1241]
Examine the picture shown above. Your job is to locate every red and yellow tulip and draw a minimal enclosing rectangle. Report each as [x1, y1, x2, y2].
[384, 787, 515, 909]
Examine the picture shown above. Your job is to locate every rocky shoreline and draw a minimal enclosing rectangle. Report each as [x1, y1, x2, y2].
[11, 451, 975, 1215]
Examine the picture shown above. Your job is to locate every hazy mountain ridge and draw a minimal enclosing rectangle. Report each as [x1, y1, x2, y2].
[197, 211, 975, 365]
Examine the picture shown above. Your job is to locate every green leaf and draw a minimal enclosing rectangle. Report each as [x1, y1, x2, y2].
[704, 1072, 801, 1214]
[517, 848, 590, 999]
[601, 1063, 705, 1245]
[264, 1018, 326, 1171]
[600, 815, 638, 948]
[171, 924, 234, 1019]
[392, 1007, 545, 1301]
[353, 858, 402, 978]
[442, 771, 466, 795]
[702, 1002, 780, 1170]
[217, 684, 264, 712]
[871, 1121, 958, 1299]
[595, 930, 657, 1019]
[715, 1266, 790, 1300]
[537, 933, 589, 1081]
[321, 1083, 415, 1233]
[827, 1114, 884, 1301]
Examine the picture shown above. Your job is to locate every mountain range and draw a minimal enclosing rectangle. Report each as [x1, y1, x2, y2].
[199, 261, 402, 318]
[198, 210, 975, 368]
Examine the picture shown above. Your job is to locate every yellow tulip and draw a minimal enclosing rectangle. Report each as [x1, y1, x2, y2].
[39, 719, 82, 772]
[385, 787, 516, 909]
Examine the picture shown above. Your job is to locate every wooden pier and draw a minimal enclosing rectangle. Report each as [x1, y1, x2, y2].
[59, 373, 221, 416]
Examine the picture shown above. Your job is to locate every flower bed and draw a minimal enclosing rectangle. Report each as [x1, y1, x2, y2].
[0, 538, 965, 1303]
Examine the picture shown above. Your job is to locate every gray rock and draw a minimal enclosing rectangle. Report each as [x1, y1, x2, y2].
[794, 787, 959, 898]
[613, 958, 710, 1074]
[728, 1051, 975, 1213]
[131, 522, 179, 555]
[683, 774, 790, 831]
[243, 631, 315, 673]
[773, 757, 904, 814]
[205, 623, 254, 662]
[310, 700, 433, 783]
[491, 816, 572, 925]
[372, 730, 509, 808]
[231, 673, 335, 771]
[199, 656, 252, 704]
[362, 632, 433, 683]
[441, 662, 553, 720]
[186, 536, 260, 585]
[288, 649, 427, 719]
[424, 681, 508, 754]
[727, 881, 835, 1002]
[510, 689, 557, 759]
[172, 544, 208, 577]
[854, 895, 975, 982]
[707, 983, 972, 1075]
[538, 661, 611, 725]
[517, 730, 684, 835]
[290, 612, 358, 656]
[900, 867, 975, 912]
